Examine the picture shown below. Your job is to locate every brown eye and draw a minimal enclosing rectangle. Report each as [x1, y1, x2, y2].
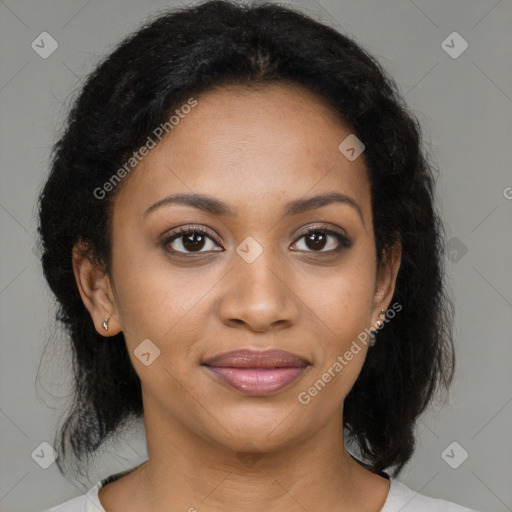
[304, 231, 329, 251]
[162, 227, 223, 254]
[292, 227, 353, 253]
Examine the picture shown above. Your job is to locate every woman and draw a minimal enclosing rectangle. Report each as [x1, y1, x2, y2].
[38, 1, 481, 510]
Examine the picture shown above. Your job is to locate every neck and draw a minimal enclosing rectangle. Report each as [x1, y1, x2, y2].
[129, 398, 389, 511]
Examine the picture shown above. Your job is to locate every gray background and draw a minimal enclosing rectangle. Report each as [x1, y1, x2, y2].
[1, 0, 511, 511]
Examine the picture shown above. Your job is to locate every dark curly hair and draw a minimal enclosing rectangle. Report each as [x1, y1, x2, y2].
[37, 0, 455, 482]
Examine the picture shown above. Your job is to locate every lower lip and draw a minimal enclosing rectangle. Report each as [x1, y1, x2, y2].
[204, 366, 308, 396]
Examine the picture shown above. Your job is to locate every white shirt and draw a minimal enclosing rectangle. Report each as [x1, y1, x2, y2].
[41, 476, 480, 511]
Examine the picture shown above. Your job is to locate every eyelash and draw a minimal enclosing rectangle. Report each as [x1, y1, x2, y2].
[160, 224, 353, 255]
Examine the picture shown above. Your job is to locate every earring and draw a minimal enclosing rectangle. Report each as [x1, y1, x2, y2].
[369, 309, 387, 347]
[102, 319, 108, 332]
[376, 308, 386, 328]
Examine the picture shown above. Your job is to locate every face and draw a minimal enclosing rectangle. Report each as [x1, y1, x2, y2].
[75, 82, 401, 453]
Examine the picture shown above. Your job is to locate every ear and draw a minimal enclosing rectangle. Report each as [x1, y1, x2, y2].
[371, 240, 402, 327]
[71, 241, 122, 337]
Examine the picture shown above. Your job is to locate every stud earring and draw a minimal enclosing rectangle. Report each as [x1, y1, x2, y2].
[102, 319, 108, 332]
[376, 308, 386, 327]
[369, 309, 387, 347]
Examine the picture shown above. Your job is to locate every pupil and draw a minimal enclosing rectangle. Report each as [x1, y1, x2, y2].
[306, 232, 326, 250]
[183, 232, 205, 251]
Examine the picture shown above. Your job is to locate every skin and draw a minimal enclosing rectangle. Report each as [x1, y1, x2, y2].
[73, 82, 401, 512]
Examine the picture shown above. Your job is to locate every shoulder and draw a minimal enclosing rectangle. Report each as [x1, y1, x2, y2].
[38, 481, 104, 512]
[382, 479, 481, 512]
[39, 460, 146, 512]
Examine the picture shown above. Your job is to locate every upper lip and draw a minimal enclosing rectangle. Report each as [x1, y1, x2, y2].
[202, 349, 310, 368]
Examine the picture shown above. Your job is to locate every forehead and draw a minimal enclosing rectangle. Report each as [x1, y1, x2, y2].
[112, 82, 371, 222]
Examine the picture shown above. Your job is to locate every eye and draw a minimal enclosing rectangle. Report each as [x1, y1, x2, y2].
[160, 224, 353, 256]
[161, 226, 223, 254]
[291, 225, 353, 253]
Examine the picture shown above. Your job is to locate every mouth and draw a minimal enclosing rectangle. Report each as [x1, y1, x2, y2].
[202, 349, 311, 396]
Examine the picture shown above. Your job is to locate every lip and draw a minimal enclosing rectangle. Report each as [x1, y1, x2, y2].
[202, 349, 310, 396]
[203, 348, 310, 368]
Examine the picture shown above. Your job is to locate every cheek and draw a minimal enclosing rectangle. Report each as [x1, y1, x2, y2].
[311, 257, 375, 337]
[110, 237, 220, 348]
[302, 251, 376, 390]
[312, 283, 373, 385]
[301, 282, 374, 405]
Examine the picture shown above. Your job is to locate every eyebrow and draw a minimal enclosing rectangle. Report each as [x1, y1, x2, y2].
[143, 192, 364, 223]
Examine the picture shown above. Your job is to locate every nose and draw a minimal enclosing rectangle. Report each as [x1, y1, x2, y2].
[217, 252, 300, 333]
